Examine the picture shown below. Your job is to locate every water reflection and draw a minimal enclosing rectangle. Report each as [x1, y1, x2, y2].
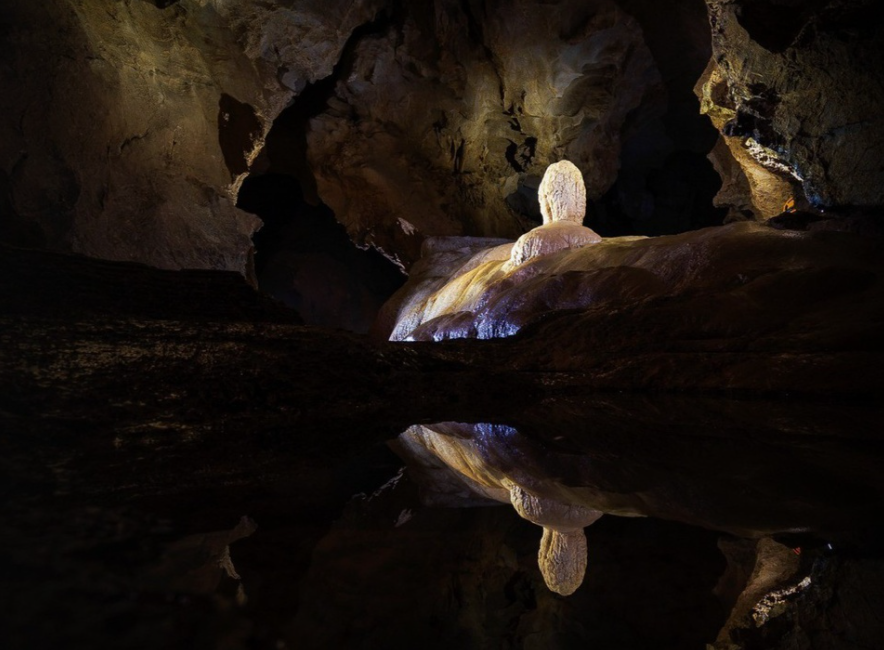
[8, 395, 884, 649]
[394, 402, 884, 595]
[397, 423, 604, 595]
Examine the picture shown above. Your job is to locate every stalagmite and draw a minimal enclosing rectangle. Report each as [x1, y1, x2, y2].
[509, 160, 602, 266]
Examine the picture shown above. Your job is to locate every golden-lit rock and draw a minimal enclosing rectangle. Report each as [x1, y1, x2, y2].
[0, 0, 382, 272]
[695, 60, 795, 221]
[306, 0, 659, 267]
[699, 0, 884, 211]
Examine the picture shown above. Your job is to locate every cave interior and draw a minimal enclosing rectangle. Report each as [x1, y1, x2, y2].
[2, 0, 884, 648]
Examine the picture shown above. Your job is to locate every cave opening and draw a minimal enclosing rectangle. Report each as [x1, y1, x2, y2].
[588, 150, 728, 237]
[237, 173, 405, 333]
[235, 5, 406, 332]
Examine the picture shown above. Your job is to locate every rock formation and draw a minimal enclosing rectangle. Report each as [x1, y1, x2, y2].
[508, 484, 603, 596]
[378, 219, 884, 349]
[508, 160, 602, 266]
[3, 1, 884, 647]
[0, 0, 383, 273]
[2, 0, 881, 278]
[302, 0, 663, 268]
[696, 0, 884, 219]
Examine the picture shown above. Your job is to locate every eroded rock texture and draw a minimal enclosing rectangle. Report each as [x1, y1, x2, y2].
[376, 222, 884, 395]
[698, 0, 884, 218]
[509, 160, 602, 265]
[397, 423, 603, 596]
[3, 0, 880, 283]
[712, 539, 884, 650]
[305, 0, 671, 267]
[0, 0, 382, 272]
[1, 0, 723, 273]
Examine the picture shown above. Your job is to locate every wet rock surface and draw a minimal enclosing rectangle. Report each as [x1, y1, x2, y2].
[379, 222, 884, 395]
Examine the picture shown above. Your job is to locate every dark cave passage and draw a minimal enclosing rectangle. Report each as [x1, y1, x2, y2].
[237, 173, 405, 333]
[235, 8, 406, 332]
[588, 150, 728, 237]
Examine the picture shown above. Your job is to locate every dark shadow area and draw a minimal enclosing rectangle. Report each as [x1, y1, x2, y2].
[735, 0, 828, 53]
[588, 150, 727, 236]
[234, 8, 404, 332]
[218, 94, 262, 178]
[256, 8, 394, 204]
[583, 0, 726, 237]
[237, 173, 405, 333]
[0, 170, 46, 248]
[2, 242, 883, 649]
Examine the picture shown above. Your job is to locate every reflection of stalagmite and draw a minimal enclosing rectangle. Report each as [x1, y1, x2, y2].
[509, 160, 602, 266]
[508, 483, 602, 596]
[396, 424, 603, 596]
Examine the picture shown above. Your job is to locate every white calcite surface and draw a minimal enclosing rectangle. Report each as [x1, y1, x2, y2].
[538, 160, 588, 225]
[509, 221, 603, 266]
[508, 484, 603, 596]
[509, 160, 602, 266]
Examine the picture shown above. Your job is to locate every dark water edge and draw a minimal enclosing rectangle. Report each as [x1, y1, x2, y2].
[3, 393, 883, 650]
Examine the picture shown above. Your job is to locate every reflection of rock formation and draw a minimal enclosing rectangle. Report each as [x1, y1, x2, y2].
[395, 403, 884, 541]
[144, 516, 257, 603]
[508, 161, 602, 267]
[395, 410, 884, 637]
[508, 484, 602, 596]
[397, 423, 604, 596]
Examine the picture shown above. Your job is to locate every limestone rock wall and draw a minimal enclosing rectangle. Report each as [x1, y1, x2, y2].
[698, 0, 884, 217]
[3, 0, 881, 275]
[0, 0, 716, 273]
[306, 0, 663, 268]
[0, 0, 382, 272]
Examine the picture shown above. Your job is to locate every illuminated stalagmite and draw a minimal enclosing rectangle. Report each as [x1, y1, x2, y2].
[509, 160, 602, 266]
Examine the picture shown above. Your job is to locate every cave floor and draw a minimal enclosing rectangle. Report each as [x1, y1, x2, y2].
[2, 245, 884, 649]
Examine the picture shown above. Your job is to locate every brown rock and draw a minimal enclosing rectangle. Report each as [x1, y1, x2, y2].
[0, 0, 383, 272]
[700, 0, 884, 210]
[695, 60, 796, 220]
